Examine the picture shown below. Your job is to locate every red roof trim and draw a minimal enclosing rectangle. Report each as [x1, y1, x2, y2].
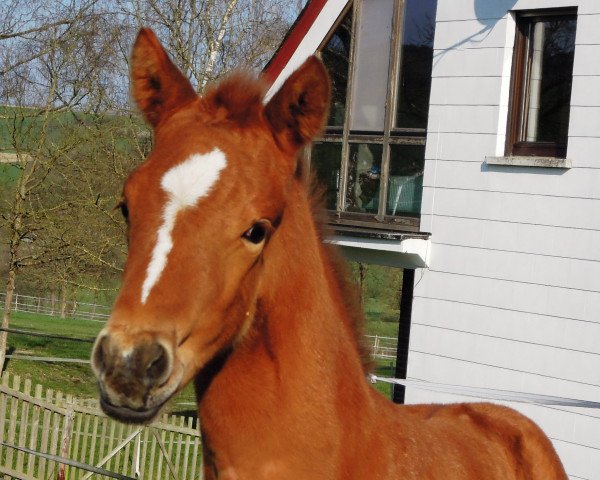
[263, 0, 329, 85]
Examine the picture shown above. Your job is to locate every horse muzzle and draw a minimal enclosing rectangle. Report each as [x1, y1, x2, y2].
[91, 329, 181, 424]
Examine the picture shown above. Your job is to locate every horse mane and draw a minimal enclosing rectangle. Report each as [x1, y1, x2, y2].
[308, 170, 373, 374]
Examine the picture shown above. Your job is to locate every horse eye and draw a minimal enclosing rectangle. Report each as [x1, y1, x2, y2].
[242, 222, 268, 244]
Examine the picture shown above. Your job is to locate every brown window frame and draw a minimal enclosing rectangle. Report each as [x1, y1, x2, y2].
[307, 0, 435, 234]
[506, 8, 577, 159]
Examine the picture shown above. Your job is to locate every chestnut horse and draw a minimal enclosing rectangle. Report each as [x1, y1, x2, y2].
[91, 28, 567, 479]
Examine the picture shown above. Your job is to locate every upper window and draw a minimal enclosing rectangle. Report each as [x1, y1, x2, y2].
[309, 0, 437, 233]
[507, 9, 577, 158]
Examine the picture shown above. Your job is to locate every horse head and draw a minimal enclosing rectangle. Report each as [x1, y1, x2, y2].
[91, 28, 329, 423]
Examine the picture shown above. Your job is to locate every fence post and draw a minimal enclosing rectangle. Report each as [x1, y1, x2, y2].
[13, 294, 18, 311]
[57, 398, 75, 480]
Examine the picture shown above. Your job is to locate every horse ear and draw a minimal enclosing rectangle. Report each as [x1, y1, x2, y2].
[130, 28, 197, 128]
[264, 56, 330, 155]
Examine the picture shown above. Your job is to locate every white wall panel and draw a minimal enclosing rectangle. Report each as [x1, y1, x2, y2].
[435, 1, 511, 22]
[569, 105, 600, 138]
[433, 18, 509, 51]
[428, 105, 500, 134]
[412, 297, 600, 354]
[567, 136, 600, 168]
[420, 215, 600, 261]
[571, 76, 600, 107]
[573, 45, 600, 76]
[574, 13, 600, 45]
[514, 0, 600, 14]
[413, 269, 600, 323]
[436, 0, 600, 22]
[432, 47, 505, 77]
[430, 243, 600, 293]
[425, 132, 497, 162]
[420, 187, 600, 230]
[410, 324, 600, 386]
[406, 351, 600, 402]
[423, 159, 600, 199]
[429, 76, 503, 105]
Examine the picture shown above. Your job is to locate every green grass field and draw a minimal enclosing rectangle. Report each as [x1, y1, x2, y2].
[3, 304, 399, 408]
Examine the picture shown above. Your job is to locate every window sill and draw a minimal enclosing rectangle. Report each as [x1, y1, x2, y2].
[485, 156, 572, 169]
[327, 212, 421, 234]
[325, 235, 431, 269]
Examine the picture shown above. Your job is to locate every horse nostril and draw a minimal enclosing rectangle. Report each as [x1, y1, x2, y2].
[91, 334, 110, 376]
[143, 342, 171, 386]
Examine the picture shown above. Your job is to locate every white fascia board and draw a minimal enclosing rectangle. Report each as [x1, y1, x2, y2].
[265, 1, 349, 101]
[325, 235, 431, 269]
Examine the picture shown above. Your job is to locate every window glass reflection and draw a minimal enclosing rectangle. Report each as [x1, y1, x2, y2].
[321, 10, 352, 127]
[311, 142, 342, 210]
[524, 17, 576, 145]
[387, 145, 425, 216]
[345, 144, 382, 214]
[396, 0, 437, 129]
[348, 0, 394, 131]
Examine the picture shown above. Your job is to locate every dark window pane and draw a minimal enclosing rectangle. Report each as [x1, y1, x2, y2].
[311, 142, 342, 210]
[387, 145, 424, 216]
[523, 17, 576, 145]
[345, 143, 382, 214]
[321, 10, 353, 127]
[396, 0, 437, 129]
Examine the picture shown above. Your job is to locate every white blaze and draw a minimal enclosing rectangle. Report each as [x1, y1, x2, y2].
[141, 149, 227, 304]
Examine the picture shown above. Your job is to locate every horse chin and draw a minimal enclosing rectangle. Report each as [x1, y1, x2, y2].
[99, 395, 163, 425]
[97, 365, 184, 425]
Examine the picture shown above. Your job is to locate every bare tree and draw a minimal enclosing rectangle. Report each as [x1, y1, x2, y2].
[0, 1, 127, 369]
[0, 0, 296, 369]
[116, 0, 290, 91]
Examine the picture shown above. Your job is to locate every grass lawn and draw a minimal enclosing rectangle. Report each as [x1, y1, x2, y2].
[4, 311, 101, 396]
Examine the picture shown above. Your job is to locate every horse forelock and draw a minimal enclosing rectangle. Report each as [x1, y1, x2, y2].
[201, 72, 267, 128]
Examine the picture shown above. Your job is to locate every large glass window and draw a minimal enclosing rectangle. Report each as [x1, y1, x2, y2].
[507, 9, 577, 158]
[321, 9, 353, 128]
[309, 0, 437, 233]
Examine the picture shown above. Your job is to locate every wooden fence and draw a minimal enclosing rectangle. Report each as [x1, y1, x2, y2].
[0, 293, 110, 322]
[365, 335, 397, 360]
[0, 372, 202, 479]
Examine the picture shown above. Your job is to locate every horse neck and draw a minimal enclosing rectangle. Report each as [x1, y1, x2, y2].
[197, 180, 375, 459]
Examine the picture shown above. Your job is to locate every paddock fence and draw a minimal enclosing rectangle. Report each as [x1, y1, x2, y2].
[1, 292, 399, 362]
[0, 372, 202, 480]
[0, 293, 110, 322]
[365, 335, 397, 360]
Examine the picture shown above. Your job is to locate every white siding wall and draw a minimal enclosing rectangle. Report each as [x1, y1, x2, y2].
[409, 1, 600, 479]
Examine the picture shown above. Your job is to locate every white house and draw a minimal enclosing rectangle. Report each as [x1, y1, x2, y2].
[265, 1, 600, 478]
